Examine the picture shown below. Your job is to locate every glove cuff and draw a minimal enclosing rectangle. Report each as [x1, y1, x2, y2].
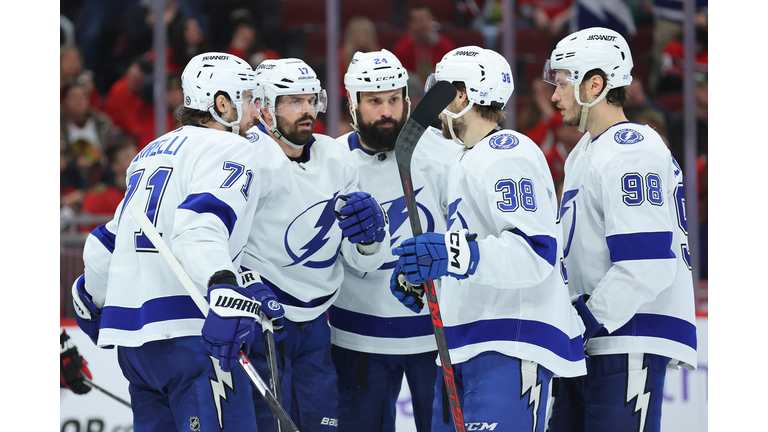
[444, 229, 479, 276]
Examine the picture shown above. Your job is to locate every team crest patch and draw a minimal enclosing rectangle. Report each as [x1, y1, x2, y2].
[246, 131, 260, 143]
[488, 133, 519, 149]
[614, 129, 644, 144]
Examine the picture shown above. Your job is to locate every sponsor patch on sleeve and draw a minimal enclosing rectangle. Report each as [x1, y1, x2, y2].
[613, 129, 644, 144]
[488, 133, 519, 149]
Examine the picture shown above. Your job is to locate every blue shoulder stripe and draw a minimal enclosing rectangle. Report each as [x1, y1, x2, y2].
[445, 317, 584, 363]
[606, 231, 675, 262]
[328, 305, 434, 338]
[178, 192, 238, 237]
[90, 224, 116, 253]
[100, 295, 205, 331]
[508, 228, 557, 267]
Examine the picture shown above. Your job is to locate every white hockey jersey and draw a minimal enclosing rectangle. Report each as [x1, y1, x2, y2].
[330, 128, 458, 355]
[438, 129, 586, 378]
[241, 125, 390, 323]
[82, 125, 267, 348]
[559, 122, 697, 370]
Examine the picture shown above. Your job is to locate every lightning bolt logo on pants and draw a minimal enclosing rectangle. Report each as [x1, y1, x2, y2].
[626, 353, 652, 432]
[520, 360, 543, 432]
[208, 356, 235, 430]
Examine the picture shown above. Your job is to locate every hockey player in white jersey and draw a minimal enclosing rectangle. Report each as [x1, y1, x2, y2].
[543, 28, 697, 432]
[390, 46, 587, 432]
[70, 53, 286, 432]
[331, 49, 458, 432]
[242, 58, 391, 432]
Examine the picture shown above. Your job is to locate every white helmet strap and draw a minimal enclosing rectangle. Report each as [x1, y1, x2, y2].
[573, 81, 612, 133]
[209, 101, 243, 135]
[257, 107, 306, 149]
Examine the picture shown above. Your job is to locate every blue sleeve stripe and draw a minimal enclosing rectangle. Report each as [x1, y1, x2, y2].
[90, 224, 116, 253]
[445, 318, 584, 363]
[508, 228, 557, 267]
[594, 313, 697, 350]
[328, 305, 434, 338]
[606, 231, 675, 262]
[178, 192, 238, 237]
[261, 276, 335, 309]
[100, 296, 205, 331]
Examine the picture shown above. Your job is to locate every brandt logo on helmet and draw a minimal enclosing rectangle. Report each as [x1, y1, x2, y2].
[488, 133, 519, 149]
[586, 34, 617, 42]
[614, 129, 644, 144]
[454, 50, 479, 57]
[202, 55, 229, 61]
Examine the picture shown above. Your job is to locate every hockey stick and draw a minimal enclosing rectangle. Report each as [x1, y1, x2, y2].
[394, 80, 466, 432]
[261, 314, 282, 432]
[128, 206, 299, 432]
[82, 377, 131, 408]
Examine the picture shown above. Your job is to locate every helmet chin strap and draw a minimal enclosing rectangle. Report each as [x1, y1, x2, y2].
[573, 83, 612, 133]
[444, 100, 474, 146]
[257, 108, 307, 149]
[210, 103, 243, 135]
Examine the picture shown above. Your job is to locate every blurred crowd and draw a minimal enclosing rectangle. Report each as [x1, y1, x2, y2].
[60, 0, 707, 278]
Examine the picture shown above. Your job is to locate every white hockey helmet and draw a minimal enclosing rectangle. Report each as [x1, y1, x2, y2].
[254, 58, 328, 147]
[181, 52, 260, 135]
[543, 27, 633, 88]
[542, 27, 634, 131]
[425, 46, 513, 145]
[344, 49, 411, 131]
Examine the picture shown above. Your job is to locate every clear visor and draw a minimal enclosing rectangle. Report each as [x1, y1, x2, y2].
[542, 59, 575, 86]
[241, 87, 266, 110]
[274, 89, 328, 116]
[424, 73, 438, 94]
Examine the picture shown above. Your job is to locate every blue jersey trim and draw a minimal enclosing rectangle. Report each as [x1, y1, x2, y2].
[178, 192, 238, 238]
[328, 305, 434, 338]
[444, 318, 584, 362]
[606, 231, 675, 262]
[261, 276, 335, 309]
[347, 132, 378, 156]
[508, 228, 557, 267]
[90, 224, 116, 253]
[594, 313, 697, 350]
[100, 295, 205, 331]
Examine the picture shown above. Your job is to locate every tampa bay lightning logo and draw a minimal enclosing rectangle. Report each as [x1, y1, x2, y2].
[246, 131, 260, 143]
[558, 189, 579, 258]
[380, 187, 435, 269]
[614, 129, 644, 145]
[488, 133, 519, 149]
[284, 192, 341, 269]
[447, 198, 469, 231]
[266, 300, 281, 312]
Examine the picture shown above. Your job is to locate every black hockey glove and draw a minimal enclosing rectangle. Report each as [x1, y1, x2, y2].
[60, 330, 92, 394]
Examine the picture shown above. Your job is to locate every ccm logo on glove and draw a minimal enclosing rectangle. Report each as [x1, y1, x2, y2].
[446, 229, 477, 275]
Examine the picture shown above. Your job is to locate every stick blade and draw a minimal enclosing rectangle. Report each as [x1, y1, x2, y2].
[410, 80, 457, 130]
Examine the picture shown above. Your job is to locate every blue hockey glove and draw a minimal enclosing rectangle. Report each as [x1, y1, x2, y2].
[239, 270, 287, 343]
[334, 191, 388, 244]
[202, 283, 285, 372]
[572, 294, 604, 350]
[389, 262, 425, 313]
[71, 275, 101, 345]
[392, 229, 479, 285]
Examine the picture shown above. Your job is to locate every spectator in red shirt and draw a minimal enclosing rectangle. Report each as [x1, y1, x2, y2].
[103, 58, 154, 142]
[136, 74, 185, 149]
[79, 136, 137, 233]
[393, 2, 457, 87]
